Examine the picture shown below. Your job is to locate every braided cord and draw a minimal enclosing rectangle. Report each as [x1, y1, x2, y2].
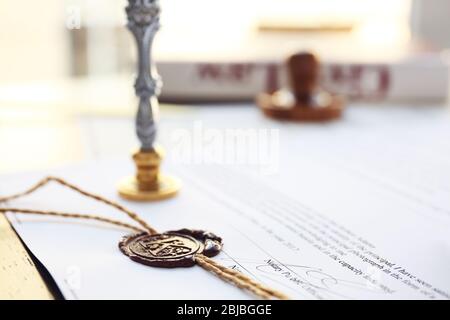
[0, 176, 157, 234]
[195, 254, 289, 300]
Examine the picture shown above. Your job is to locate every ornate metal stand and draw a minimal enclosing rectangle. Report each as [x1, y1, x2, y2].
[118, 0, 180, 201]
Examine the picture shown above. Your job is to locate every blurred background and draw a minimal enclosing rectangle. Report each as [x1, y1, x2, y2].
[2, 0, 449, 81]
[0, 0, 449, 173]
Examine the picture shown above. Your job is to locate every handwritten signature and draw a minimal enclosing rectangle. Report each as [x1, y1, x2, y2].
[256, 259, 385, 299]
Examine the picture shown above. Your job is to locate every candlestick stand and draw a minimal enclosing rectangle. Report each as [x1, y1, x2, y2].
[118, 0, 180, 201]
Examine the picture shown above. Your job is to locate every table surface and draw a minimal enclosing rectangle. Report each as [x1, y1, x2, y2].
[1, 79, 449, 299]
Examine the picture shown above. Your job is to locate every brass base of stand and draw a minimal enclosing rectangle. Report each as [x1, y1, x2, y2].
[118, 174, 180, 201]
[117, 146, 180, 201]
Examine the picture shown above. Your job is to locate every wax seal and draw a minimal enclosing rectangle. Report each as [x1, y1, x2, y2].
[119, 229, 223, 268]
[257, 52, 344, 122]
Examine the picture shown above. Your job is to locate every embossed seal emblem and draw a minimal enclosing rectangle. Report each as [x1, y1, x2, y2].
[119, 229, 223, 268]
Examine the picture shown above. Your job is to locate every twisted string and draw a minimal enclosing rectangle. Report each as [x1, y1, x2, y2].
[0, 208, 145, 233]
[195, 254, 289, 300]
[0, 176, 157, 235]
[0, 176, 289, 300]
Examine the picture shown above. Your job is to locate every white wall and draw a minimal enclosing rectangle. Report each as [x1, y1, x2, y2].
[0, 0, 70, 83]
[411, 0, 450, 49]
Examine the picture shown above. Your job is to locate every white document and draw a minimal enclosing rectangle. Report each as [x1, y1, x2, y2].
[2, 105, 450, 299]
